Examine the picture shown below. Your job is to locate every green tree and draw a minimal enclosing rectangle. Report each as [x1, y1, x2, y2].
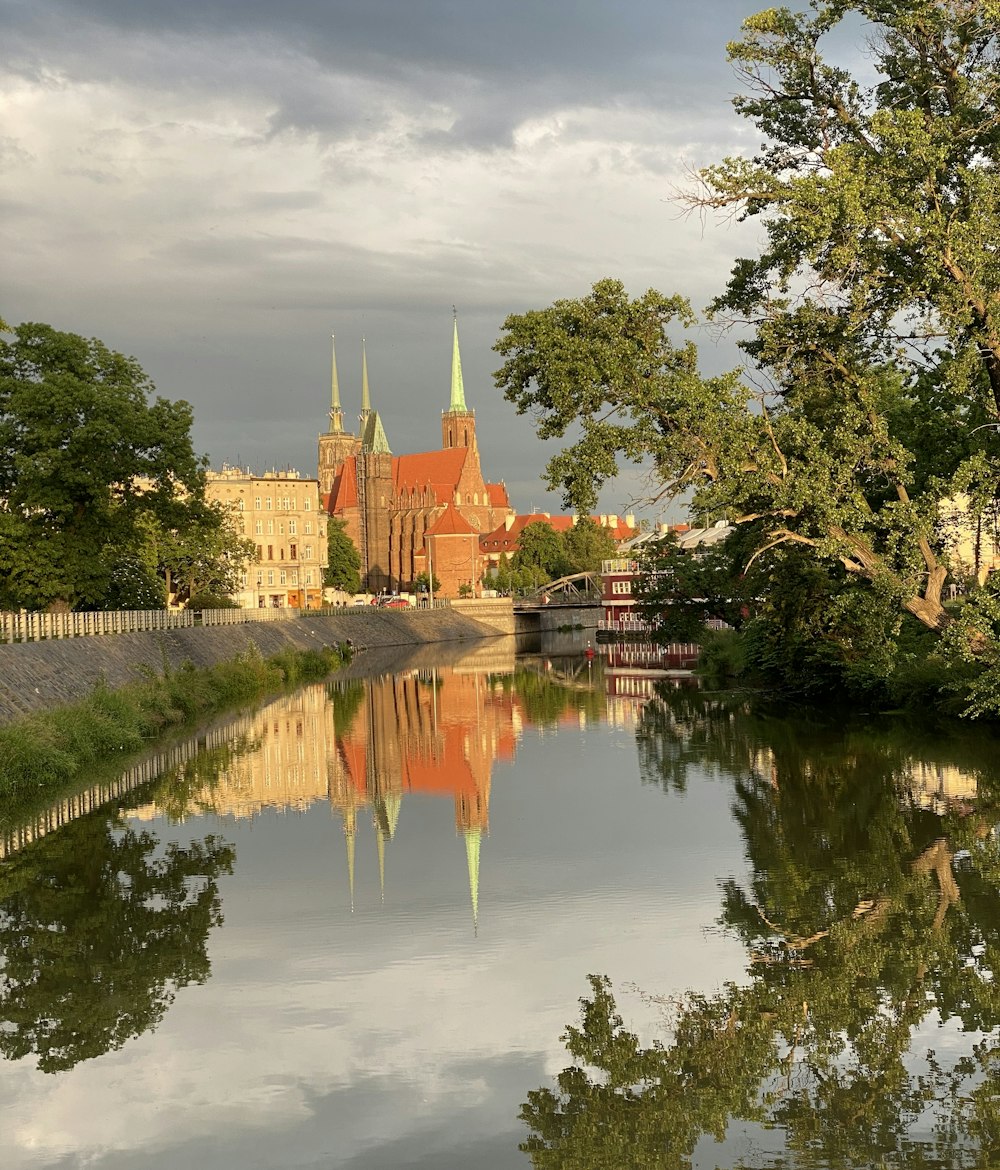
[513, 521, 573, 584]
[495, 5, 1000, 637]
[148, 500, 255, 608]
[324, 516, 361, 593]
[562, 515, 618, 575]
[0, 807, 235, 1073]
[413, 569, 441, 594]
[0, 321, 211, 611]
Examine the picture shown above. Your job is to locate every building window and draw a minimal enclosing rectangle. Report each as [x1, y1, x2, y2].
[238, 499, 245, 511]
[266, 519, 273, 535]
[290, 543, 297, 560]
[255, 497, 261, 509]
[255, 520, 263, 535]
[266, 497, 272, 510]
[291, 570, 298, 585]
[267, 545, 273, 560]
[304, 521, 313, 534]
[256, 544, 262, 561]
[611, 580, 631, 595]
[256, 570, 263, 585]
[305, 545, 313, 560]
[279, 521, 285, 535]
[280, 569, 287, 585]
[304, 498, 311, 511]
[267, 570, 274, 585]
[289, 519, 297, 535]
[305, 570, 313, 584]
[280, 547, 285, 560]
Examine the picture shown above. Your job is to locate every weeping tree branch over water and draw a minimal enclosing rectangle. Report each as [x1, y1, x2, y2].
[494, 2, 1000, 636]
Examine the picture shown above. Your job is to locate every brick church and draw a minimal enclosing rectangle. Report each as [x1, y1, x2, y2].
[318, 319, 514, 597]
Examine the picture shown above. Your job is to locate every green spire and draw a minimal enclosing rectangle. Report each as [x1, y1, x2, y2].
[329, 334, 344, 433]
[465, 828, 481, 934]
[449, 311, 467, 413]
[361, 410, 391, 455]
[361, 338, 371, 419]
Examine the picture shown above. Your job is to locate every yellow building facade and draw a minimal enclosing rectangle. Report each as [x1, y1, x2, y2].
[205, 467, 328, 609]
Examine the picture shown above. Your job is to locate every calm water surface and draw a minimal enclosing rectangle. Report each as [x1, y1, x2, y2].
[2, 636, 1000, 1168]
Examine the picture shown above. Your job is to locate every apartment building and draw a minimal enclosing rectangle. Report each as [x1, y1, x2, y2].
[206, 467, 327, 609]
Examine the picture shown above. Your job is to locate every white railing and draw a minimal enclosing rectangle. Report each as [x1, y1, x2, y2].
[0, 600, 456, 644]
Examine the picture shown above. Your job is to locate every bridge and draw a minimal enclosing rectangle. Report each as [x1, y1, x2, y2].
[513, 572, 603, 633]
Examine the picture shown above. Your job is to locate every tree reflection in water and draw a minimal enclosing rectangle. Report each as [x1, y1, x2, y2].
[522, 690, 1000, 1168]
[0, 781, 235, 1073]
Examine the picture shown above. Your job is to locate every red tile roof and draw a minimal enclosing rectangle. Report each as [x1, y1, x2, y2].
[425, 502, 477, 536]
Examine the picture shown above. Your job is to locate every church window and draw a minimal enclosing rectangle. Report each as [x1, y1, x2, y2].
[466, 494, 471, 504]
[288, 519, 297, 535]
[474, 493, 479, 505]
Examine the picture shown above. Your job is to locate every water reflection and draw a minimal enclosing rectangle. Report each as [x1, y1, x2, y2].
[0, 806, 234, 1074]
[524, 689, 1000, 1169]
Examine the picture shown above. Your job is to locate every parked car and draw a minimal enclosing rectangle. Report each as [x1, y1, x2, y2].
[377, 593, 412, 609]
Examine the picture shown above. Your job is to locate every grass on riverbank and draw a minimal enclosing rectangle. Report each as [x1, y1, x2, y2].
[0, 642, 350, 800]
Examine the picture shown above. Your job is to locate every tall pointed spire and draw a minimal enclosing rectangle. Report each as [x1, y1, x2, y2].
[329, 334, 344, 434]
[360, 338, 372, 422]
[465, 828, 481, 935]
[449, 309, 467, 413]
[344, 808, 356, 913]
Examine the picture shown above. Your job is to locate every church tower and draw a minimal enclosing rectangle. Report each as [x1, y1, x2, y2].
[355, 342, 393, 594]
[317, 335, 360, 496]
[441, 313, 477, 455]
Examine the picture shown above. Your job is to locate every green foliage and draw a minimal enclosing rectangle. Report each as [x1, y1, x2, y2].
[0, 322, 211, 611]
[413, 570, 441, 594]
[512, 521, 574, 582]
[0, 811, 234, 1073]
[186, 590, 240, 610]
[324, 517, 361, 593]
[495, 6, 1000, 643]
[524, 690, 1000, 1166]
[562, 516, 618, 574]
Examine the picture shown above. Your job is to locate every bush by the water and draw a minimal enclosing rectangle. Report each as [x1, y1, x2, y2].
[0, 641, 350, 799]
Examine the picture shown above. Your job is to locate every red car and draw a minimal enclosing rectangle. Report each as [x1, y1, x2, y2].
[378, 594, 412, 609]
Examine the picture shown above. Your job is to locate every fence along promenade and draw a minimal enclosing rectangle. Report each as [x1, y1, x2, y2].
[2, 606, 330, 644]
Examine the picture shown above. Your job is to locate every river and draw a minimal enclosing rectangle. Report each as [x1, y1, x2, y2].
[1, 634, 999, 1168]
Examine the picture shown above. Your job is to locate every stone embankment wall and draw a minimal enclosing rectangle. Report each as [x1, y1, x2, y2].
[0, 604, 513, 726]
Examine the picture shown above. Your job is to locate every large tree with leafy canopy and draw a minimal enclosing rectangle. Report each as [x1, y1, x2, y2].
[0, 321, 214, 610]
[494, 2, 1000, 635]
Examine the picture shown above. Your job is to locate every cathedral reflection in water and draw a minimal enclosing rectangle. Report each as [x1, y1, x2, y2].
[130, 643, 522, 928]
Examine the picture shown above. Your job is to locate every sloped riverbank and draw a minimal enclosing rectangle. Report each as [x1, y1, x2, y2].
[0, 607, 506, 726]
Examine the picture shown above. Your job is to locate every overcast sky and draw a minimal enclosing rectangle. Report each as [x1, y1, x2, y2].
[3, 0, 764, 518]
